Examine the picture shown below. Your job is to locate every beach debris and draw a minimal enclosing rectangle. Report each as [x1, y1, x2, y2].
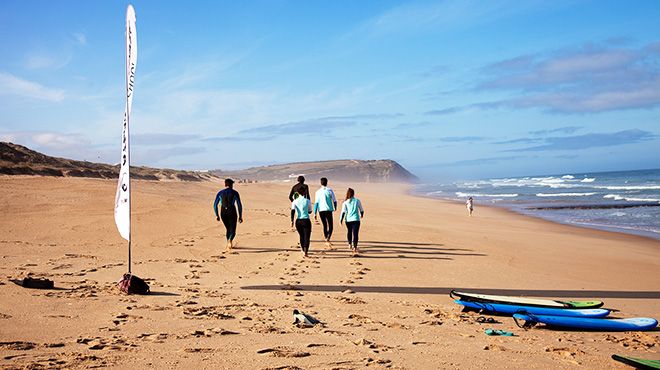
[476, 316, 498, 324]
[485, 329, 514, 336]
[293, 309, 320, 327]
[11, 277, 54, 289]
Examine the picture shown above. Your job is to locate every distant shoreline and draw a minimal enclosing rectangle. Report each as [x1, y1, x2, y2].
[410, 186, 660, 242]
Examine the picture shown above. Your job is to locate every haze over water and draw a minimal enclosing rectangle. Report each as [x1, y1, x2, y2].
[418, 168, 660, 239]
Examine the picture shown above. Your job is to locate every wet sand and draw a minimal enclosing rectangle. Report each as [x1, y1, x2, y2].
[0, 176, 658, 369]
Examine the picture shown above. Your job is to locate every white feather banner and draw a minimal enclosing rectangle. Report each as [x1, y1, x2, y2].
[114, 4, 137, 241]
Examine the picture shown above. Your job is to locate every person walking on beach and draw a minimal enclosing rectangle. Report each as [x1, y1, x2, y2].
[466, 196, 474, 216]
[340, 188, 364, 256]
[288, 175, 310, 201]
[213, 178, 243, 251]
[291, 192, 313, 257]
[314, 177, 337, 247]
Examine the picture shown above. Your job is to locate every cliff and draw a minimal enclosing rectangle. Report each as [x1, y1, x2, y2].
[213, 159, 418, 183]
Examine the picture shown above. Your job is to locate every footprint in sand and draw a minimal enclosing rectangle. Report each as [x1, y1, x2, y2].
[182, 306, 235, 320]
[351, 338, 395, 353]
[604, 333, 659, 350]
[0, 341, 37, 350]
[256, 346, 310, 358]
[335, 295, 366, 305]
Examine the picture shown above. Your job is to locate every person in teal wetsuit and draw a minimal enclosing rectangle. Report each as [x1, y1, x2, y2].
[313, 177, 337, 247]
[339, 187, 364, 256]
[291, 192, 313, 257]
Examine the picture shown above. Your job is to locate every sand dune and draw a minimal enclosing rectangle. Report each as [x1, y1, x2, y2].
[0, 176, 658, 369]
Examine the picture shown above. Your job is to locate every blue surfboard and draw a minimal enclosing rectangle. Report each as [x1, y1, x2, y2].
[455, 300, 610, 318]
[513, 313, 658, 331]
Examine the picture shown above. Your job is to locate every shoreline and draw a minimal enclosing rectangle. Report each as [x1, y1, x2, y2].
[410, 186, 660, 242]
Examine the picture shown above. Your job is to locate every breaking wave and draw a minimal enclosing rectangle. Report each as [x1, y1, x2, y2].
[596, 185, 660, 190]
[536, 192, 596, 197]
[456, 192, 518, 198]
[604, 194, 660, 202]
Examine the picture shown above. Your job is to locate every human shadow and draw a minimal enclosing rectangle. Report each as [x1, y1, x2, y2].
[311, 240, 446, 247]
[312, 240, 475, 252]
[233, 246, 294, 254]
[314, 239, 486, 259]
[234, 240, 485, 259]
[239, 285, 660, 299]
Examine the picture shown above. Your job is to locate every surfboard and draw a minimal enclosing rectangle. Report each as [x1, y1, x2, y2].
[455, 300, 610, 318]
[450, 290, 603, 309]
[612, 354, 660, 370]
[513, 313, 658, 331]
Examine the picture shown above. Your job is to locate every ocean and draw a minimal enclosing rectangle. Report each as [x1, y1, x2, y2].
[416, 168, 660, 240]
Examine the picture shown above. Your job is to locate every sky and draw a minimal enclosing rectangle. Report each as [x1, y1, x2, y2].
[0, 0, 659, 181]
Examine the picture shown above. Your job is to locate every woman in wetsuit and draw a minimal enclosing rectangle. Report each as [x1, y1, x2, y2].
[213, 178, 243, 251]
[340, 188, 364, 256]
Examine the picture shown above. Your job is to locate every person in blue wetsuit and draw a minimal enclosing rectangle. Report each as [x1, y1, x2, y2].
[288, 175, 310, 201]
[291, 192, 312, 257]
[213, 178, 243, 251]
[340, 188, 364, 256]
[313, 177, 337, 247]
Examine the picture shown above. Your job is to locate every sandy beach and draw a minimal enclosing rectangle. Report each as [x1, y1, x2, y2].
[0, 176, 658, 369]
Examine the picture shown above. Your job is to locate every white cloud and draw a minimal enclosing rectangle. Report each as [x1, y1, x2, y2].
[73, 32, 87, 46]
[0, 72, 65, 101]
[2, 131, 89, 150]
[357, 0, 562, 37]
[25, 53, 72, 70]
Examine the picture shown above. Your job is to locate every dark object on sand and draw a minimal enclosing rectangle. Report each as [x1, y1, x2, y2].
[484, 329, 514, 336]
[12, 277, 54, 289]
[293, 309, 320, 326]
[118, 273, 150, 295]
[612, 354, 660, 369]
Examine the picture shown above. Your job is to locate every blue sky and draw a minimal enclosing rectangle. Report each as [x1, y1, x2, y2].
[0, 0, 659, 180]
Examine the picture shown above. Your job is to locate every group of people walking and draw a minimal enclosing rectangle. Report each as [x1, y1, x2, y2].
[213, 175, 364, 257]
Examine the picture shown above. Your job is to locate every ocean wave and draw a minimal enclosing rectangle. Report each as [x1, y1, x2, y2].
[566, 220, 660, 235]
[581, 178, 595, 183]
[456, 192, 518, 198]
[536, 192, 596, 197]
[604, 194, 660, 202]
[596, 185, 660, 190]
[562, 175, 575, 179]
[489, 176, 584, 189]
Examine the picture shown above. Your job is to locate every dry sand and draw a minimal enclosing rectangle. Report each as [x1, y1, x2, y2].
[0, 176, 658, 369]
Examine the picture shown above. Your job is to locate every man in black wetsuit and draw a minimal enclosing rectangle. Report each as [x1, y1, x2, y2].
[213, 178, 243, 250]
[288, 175, 310, 201]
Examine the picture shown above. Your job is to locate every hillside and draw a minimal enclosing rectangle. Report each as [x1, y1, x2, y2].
[213, 159, 418, 183]
[0, 142, 217, 181]
[1, 142, 418, 183]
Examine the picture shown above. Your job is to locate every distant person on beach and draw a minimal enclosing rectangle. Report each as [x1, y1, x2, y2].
[288, 175, 310, 201]
[213, 178, 243, 251]
[314, 177, 337, 247]
[291, 192, 313, 257]
[340, 188, 364, 256]
[466, 196, 474, 216]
